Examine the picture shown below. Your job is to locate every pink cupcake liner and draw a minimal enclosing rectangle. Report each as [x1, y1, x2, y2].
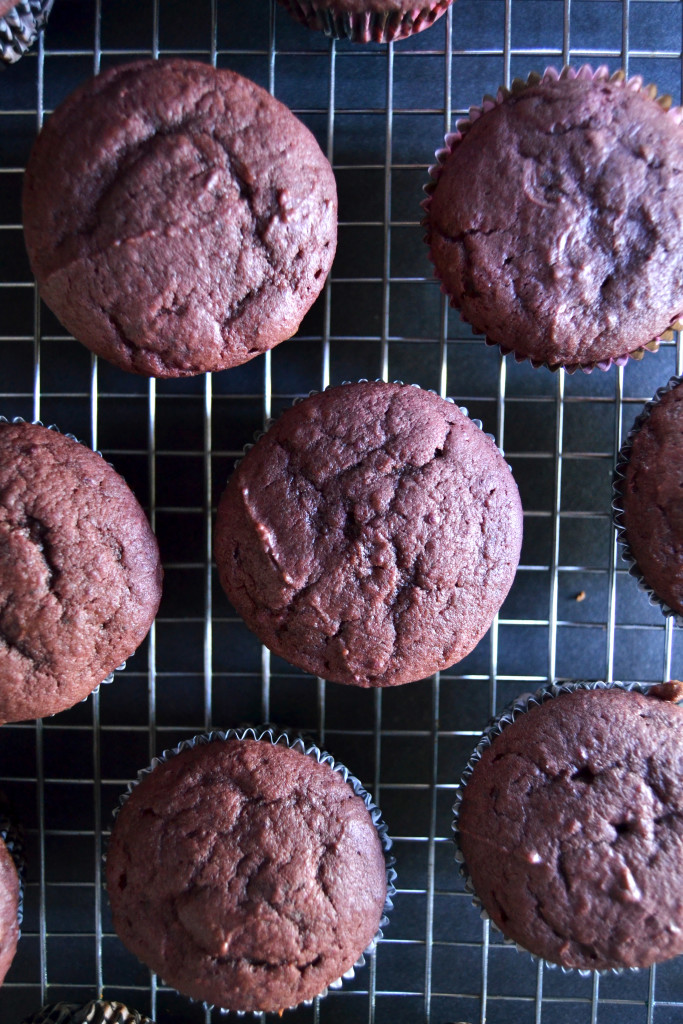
[111, 724, 397, 1016]
[0, 0, 54, 63]
[276, 0, 454, 43]
[422, 64, 683, 374]
[452, 679, 671, 975]
[612, 373, 683, 625]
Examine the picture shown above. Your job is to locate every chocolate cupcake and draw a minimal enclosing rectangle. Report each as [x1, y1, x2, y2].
[0, 0, 54, 64]
[276, 0, 455, 43]
[613, 374, 683, 620]
[0, 835, 21, 985]
[0, 790, 23, 987]
[423, 65, 683, 372]
[22, 1002, 153, 1024]
[0, 419, 162, 722]
[214, 380, 522, 688]
[106, 728, 393, 1014]
[454, 681, 683, 971]
[23, 59, 337, 378]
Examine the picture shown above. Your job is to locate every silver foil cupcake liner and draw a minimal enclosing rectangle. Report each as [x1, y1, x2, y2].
[112, 724, 397, 1016]
[1, 0, 54, 64]
[21, 1001, 153, 1024]
[422, 64, 682, 374]
[612, 373, 683, 625]
[276, 0, 453, 43]
[452, 679, 666, 976]
[0, 415, 130, 699]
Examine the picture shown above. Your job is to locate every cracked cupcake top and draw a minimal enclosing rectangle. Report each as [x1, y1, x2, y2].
[22, 58, 337, 378]
[106, 737, 387, 1014]
[214, 381, 523, 687]
[0, 421, 162, 722]
[457, 686, 683, 970]
[426, 74, 683, 369]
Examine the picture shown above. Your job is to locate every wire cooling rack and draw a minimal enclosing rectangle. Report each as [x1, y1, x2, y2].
[1, 0, 683, 1021]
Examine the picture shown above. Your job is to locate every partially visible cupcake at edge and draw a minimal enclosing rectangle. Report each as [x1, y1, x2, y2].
[214, 380, 523, 688]
[22, 58, 337, 378]
[276, 0, 456, 43]
[106, 730, 392, 1014]
[423, 65, 683, 371]
[614, 374, 683, 620]
[454, 681, 683, 970]
[0, 420, 162, 722]
[0, 791, 22, 988]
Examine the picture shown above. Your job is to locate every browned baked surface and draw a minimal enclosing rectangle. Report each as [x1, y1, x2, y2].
[458, 687, 683, 970]
[620, 381, 683, 615]
[214, 381, 522, 687]
[23, 59, 337, 378]
[427, 76, 683, 368]
[106, 738, 387, 1013]
[0, 421, 162, 722]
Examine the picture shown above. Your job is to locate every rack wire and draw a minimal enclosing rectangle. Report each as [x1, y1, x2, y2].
[1, 0, 683, 1021]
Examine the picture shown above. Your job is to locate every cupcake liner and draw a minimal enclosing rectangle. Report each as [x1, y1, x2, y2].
[111, 724, 397, 1016]
[452, 679, 668, 975]
[21, 1002, 152, 1024]
[21, 1001, 153, 1024]
[0, 0, 54, 64]
[422, 64, 683, 374]
[276, 0, 453, 43]
[612, 373, 683, 625]
[0, 415, 129, 698]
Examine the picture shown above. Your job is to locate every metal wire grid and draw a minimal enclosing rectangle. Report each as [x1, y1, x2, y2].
[1, 0, 683, 1021]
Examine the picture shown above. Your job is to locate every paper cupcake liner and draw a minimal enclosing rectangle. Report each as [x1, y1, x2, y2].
[452, 679, 670, 976]
[276, 0, 453, 43]
[0, 0, 54, 64]
[0, 415, 128, 699]
[612, 373, 683, 625]
[21, 1001, 153, 1024]
[422, 64, 683, 374]
[111, 724, 397, 1016]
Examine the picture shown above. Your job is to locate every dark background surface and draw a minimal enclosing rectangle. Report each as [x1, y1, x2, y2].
[1, 0, 683, 1021]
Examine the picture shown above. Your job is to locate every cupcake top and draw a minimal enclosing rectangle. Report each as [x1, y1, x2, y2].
[0, 832, 21, 985]
[0, 421, 162, 722]
[457, 685, 683, 970]
[214, 381, 522, 687]
[426, 70, 683, 370]
[106, 737, 388, 1013]
[616, 378, 683, 616]
[23, 58, 337, 378]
